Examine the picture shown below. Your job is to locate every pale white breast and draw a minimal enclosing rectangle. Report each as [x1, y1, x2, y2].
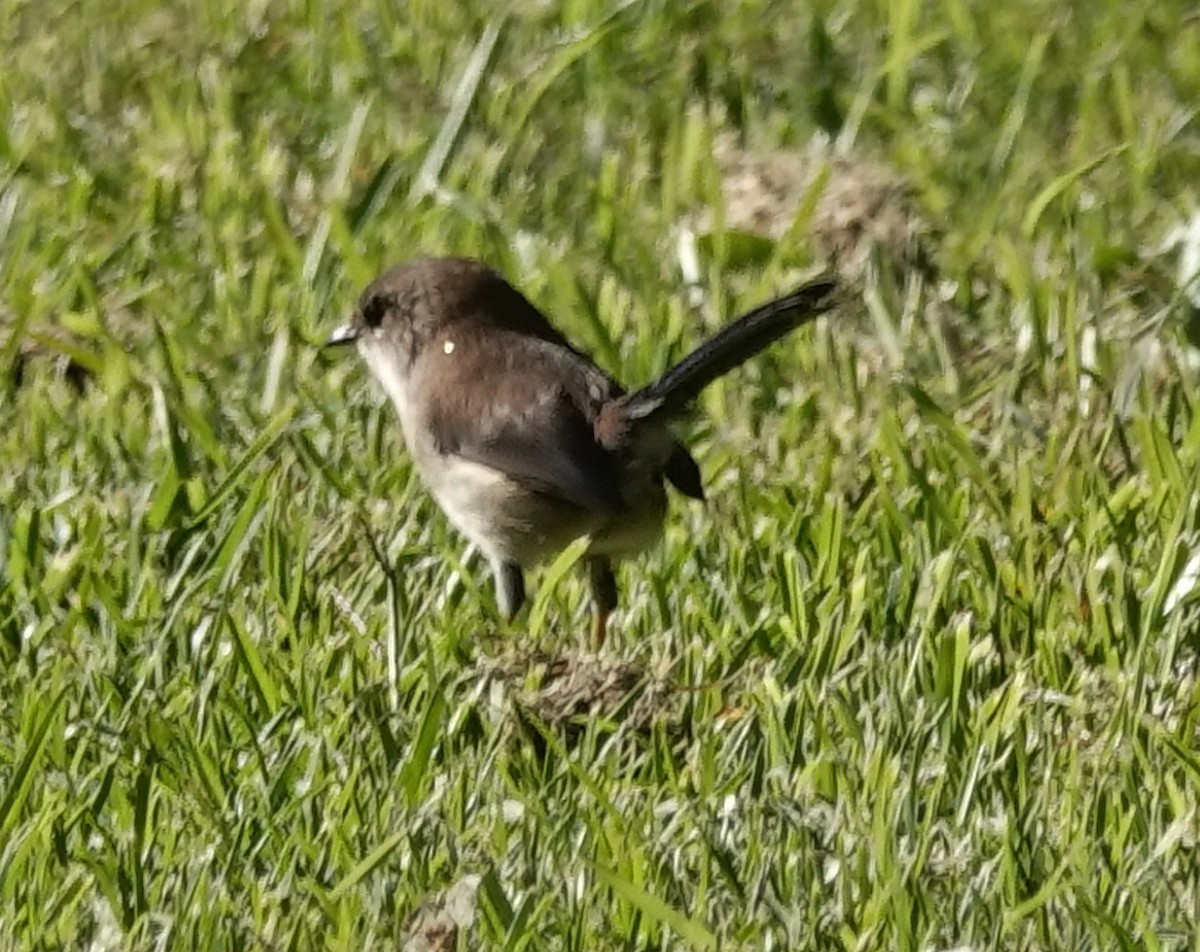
[359, 340, 421, 437]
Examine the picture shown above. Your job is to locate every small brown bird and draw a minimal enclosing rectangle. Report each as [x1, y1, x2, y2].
[327, 258, 836, 644]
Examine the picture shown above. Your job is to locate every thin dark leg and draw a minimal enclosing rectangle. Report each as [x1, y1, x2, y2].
[587, 557, 618, 648]
[493, 560, 526, 621]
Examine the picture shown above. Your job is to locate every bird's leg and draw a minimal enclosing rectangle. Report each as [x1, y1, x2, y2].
[586, 556, 618, 648]
[493, 560, 526, 622]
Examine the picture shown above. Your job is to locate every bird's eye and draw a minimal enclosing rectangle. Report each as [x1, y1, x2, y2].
[361, 293, 391, 329]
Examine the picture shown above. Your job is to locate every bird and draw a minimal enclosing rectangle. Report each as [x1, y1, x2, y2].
[326, 257, 837, 645]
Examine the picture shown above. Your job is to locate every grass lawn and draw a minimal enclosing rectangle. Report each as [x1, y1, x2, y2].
[4, 0, 1200, 948]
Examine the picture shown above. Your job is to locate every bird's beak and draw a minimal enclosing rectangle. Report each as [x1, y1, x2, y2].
[324, 323, 359, 349]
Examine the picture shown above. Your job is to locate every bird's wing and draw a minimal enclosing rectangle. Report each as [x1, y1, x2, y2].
[419, 334, 627, 516]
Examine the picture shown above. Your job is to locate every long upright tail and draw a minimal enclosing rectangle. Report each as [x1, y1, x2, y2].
[619, 276, 838, 422]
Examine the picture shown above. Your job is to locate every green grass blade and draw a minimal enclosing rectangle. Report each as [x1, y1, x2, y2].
[591, 863, 717, 951]
[0, 687, 66, 841]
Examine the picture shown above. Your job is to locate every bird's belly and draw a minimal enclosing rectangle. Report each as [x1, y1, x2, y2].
[411, 446, 669, 567]
[416, 452, 604, 566]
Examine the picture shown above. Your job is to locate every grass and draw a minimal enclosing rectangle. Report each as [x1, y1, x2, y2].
[3, 0, 1200, 948]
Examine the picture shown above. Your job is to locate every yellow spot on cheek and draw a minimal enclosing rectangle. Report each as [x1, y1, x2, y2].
[443, 340, 455, 355]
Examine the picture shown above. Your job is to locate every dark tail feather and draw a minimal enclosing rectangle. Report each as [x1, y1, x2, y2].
[620, 277, 838, 421]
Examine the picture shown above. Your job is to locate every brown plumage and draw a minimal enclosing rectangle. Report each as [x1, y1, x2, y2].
[327, 258, 837, 645]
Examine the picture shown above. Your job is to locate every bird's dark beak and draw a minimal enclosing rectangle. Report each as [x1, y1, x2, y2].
[324, 323, 359, 348]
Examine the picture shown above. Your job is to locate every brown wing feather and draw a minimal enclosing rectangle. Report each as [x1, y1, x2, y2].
[421, 330, 628, 516]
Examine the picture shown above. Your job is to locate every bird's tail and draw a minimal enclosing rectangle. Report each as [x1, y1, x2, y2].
[617, 276, 838, 422]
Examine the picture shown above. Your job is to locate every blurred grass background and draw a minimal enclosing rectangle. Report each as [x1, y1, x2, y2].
[3, 0, 1200, 948]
